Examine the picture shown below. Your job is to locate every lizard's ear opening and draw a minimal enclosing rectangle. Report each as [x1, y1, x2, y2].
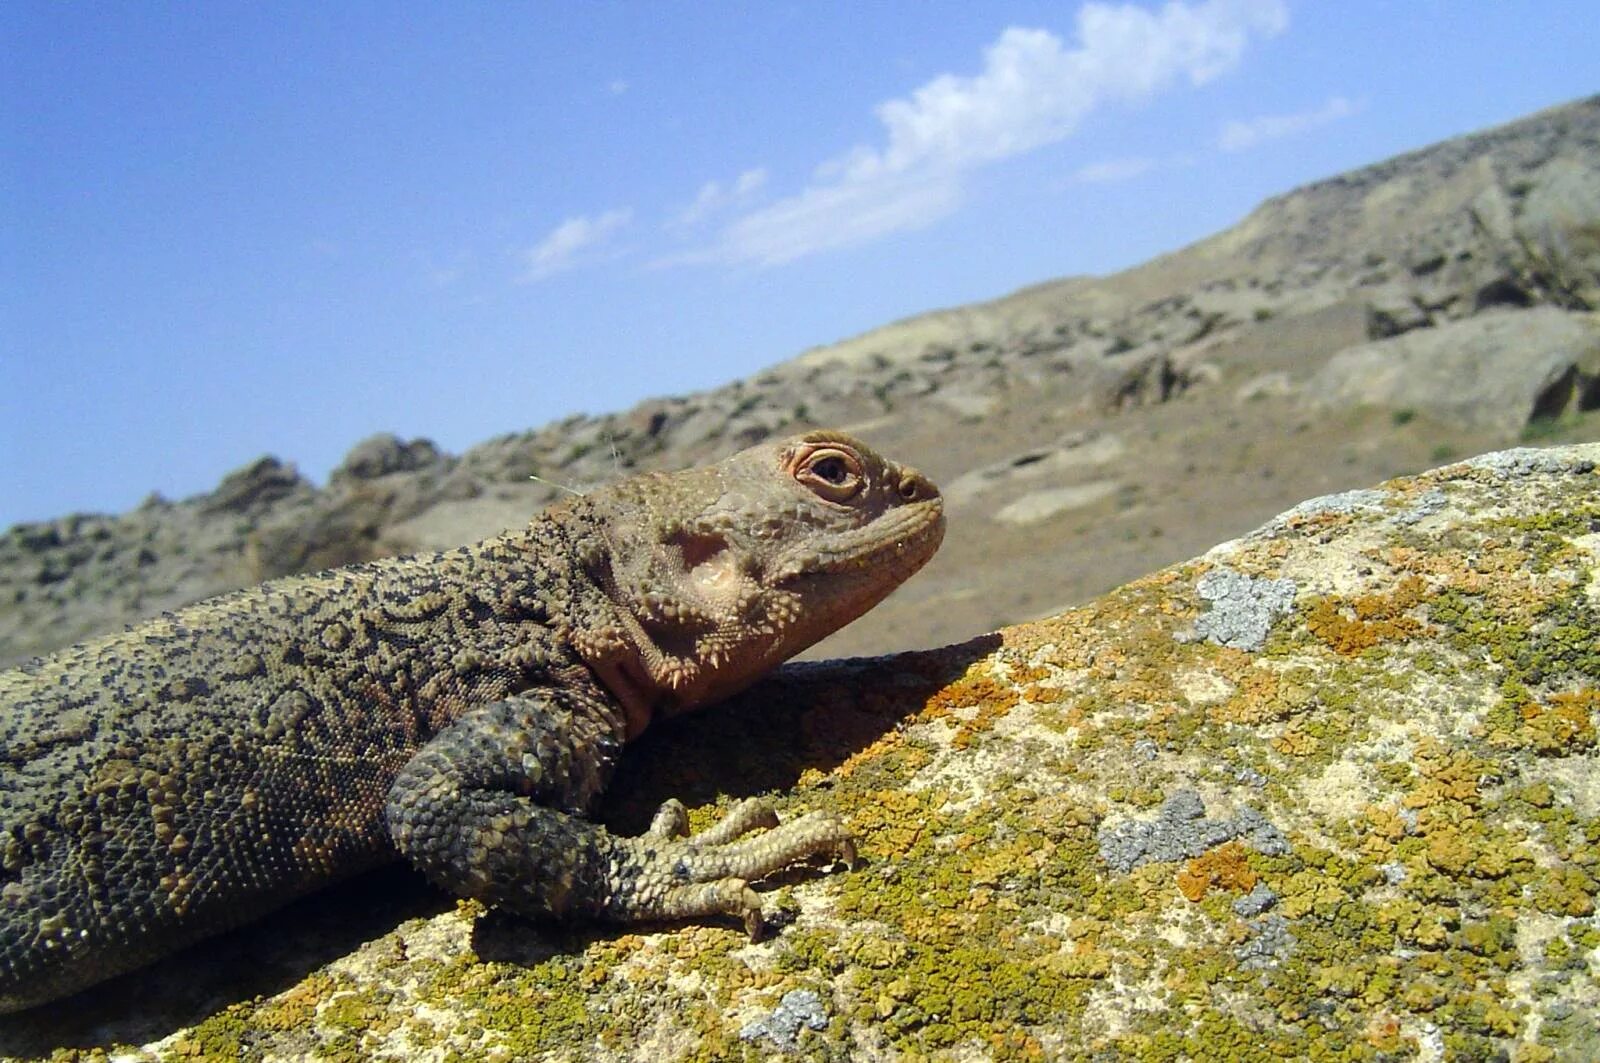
[662, 528, 749, 624]
[669, 529, 729, 571]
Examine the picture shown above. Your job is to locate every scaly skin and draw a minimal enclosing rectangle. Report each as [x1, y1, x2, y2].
[0, 430, 943, 1013]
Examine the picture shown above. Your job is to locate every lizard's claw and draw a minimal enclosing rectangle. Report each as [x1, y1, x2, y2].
[610, 800, 854, 938]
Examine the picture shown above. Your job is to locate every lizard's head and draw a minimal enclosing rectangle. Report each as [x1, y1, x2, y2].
[583, 430, 944, 732]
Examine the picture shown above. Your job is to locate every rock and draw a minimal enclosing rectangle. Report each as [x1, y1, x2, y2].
[931, 387, 999, 421]
[458, 427, 565, 484]
[1516, 156, 1600, 306]
[620, 397, 692, 447]
[1234, 370, 1295, 402]
[1307, 307, 1600, 433]
[943, 433, 1124, 508]
[1468, 177, 1517, 244]
[1189, 567, 1297, 651]
[1102, 352, 1193, 409]
[993, 481, 1121, 525]
[331, 434, 443, 482]
[10, 444, 1595, 1060]
[1364, 284, 1433, 339]
[723, 397, 796, 447]
[1096, 788, 1289, 872]
[672, 403, 736, 451]
[244, 502, 385, 581]
[738, 988, 830, 1051]
[198, 456, 307, 515]
[379, 489, 553, 557]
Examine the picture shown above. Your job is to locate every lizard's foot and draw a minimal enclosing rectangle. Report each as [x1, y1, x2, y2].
[613, 799, 856, 939]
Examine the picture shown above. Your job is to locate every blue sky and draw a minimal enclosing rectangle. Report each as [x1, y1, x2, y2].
[3, 2, 1596, 526]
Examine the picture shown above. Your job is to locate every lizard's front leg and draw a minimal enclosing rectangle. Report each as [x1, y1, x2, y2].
[384, 690, 854, 935]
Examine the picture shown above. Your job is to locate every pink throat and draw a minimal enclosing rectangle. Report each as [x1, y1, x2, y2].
[589, 656, 662, 741]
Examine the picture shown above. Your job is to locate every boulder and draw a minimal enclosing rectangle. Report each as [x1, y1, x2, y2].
[197, 456, 308, 515]
[330, 434, 443, 482]
[1517, 156, 1600, 307]
[1307, 307, 1600, 433]
[10, 444, 1598, 1061]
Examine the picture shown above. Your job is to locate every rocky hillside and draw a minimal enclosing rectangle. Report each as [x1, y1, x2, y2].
[5, 445, 1596, 1059]
[4, 96, 1599, 668]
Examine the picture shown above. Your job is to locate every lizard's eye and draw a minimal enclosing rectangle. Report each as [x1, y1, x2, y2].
[797, 447, 864, 502]
[813, 456, 849, 484]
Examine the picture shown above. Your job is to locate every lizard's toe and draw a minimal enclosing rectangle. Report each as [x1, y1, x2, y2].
[646, 799, 690, 840]
[697, 798, 780, 846]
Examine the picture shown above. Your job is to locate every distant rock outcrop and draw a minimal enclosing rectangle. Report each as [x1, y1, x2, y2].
[7, 445, 1594, 1061]
[1308, 307, 1600, 433]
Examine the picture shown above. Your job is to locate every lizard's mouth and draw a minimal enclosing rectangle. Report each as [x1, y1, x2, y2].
[772, 498, 945, 583]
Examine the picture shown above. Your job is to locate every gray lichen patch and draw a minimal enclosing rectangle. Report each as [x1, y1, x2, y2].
[738, 987, 830, 1051]
[1190, 567, 1298, 651]
[1464, 446, 1598, 477]
[1278, 487, 1390, 523]
[1390, 487, 1449, 526]
[1096, 789, 1290, 873]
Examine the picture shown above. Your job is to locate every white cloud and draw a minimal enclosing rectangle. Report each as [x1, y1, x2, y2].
[608, 79, 630, 96]
[668, 168, 770, 232]
[1074, 156, 1157, 183]
[687, 0, 1287, 266]
[416, 249, 473, 288]
[733, 168, 768, 196]
[521, 209, 632, 281]
[1218, 95, 1358, 151]
[712, 173, 961, 265]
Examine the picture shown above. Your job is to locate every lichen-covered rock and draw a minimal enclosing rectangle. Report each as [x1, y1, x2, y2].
[5, 445, 1599, 1061]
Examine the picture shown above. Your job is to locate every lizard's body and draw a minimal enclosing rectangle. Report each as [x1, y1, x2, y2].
[0, 431, 943, 1013]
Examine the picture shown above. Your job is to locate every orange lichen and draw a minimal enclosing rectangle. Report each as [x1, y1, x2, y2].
[849, 788, 939, 859]
[1361, 804, 1409, 849]
[1403, 738, 1488, 808]
[1205, 661, 1315, 725]
[1175, 841, 1258, 902]
[919, 663, 1027, 749]
[1305, 575, 1428, 655]
[1365, 1010, 1406, 1052]
[1516, 691, 1599, 755]
[923, 668, 1021, 719]
[1379, 542, 1546, 625]
[1271, 728, 1318, 757]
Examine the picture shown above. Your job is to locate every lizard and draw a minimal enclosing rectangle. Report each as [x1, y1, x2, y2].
[0, 429, 944, 1013]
